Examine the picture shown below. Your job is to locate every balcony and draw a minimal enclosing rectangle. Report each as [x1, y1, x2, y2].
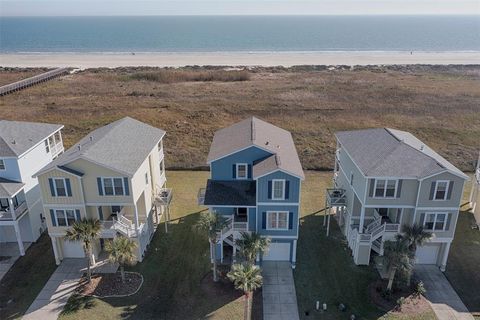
[0, 201, 28, 221]
[326, 188, 347, 207]
[154, 187, 173, 206]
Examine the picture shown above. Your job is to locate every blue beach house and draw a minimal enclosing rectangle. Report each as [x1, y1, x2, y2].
[198, 117, 305, 268]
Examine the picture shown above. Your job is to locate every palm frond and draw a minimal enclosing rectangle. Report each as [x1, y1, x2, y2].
[227, 263, 263, 294]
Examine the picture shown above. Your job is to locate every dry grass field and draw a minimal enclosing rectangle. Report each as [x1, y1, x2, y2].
[0, 66, 479, 171]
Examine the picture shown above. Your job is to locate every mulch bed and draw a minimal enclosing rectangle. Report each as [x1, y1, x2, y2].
[77, 272, 143, 297]
[369, 279, 431, 315]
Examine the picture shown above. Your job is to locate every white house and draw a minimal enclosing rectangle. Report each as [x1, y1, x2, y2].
[0, 120, 64, 256]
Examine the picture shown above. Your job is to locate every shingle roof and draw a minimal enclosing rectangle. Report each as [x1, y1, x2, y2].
[335, 128, 467, 179]
[36, 117, 166, 177]
[207, 117, 305, 179]
[204, 179, 256, 206]
[0, 178, 25, 198]
[0, 120, 63, 157]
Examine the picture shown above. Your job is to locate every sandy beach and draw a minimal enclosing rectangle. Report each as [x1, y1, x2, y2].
[1, 51, 479, 68]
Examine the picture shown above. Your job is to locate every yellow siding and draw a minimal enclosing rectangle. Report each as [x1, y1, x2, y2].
[38, 169, 84, 205]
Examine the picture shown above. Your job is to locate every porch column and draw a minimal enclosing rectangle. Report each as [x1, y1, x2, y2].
[359, 207, 366, 233]
[292, 240, 297, 269]
[440, 242, 451, 272]
[50, 236, 61, 265]
[9, 198, 16, 220]
[133, 204, 140, 236]
[13, 223, 25, 255]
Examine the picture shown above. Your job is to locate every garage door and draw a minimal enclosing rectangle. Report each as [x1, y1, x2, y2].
[416, 244, 440, 265]
[62, 240, 85, 258]
[263, 243, 291, 261]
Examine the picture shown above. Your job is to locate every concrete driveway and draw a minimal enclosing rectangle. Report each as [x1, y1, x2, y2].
[23, 259, 84, 320]
[262, 261, 299, 320]
[415, 265, 474, 320]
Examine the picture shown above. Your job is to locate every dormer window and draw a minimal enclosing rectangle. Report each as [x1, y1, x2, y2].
[236, 163, 248, 179]
[0, 159, 5, 170]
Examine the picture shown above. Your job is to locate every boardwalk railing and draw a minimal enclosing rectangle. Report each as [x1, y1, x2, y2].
[0, 67, 70, 96]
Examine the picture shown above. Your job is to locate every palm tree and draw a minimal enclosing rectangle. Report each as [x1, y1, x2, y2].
[195, 211, 230, 282]
[401, 224, 432, 286]
[383, 235, 413, 291]
[105, 236, 137, 283]
[235, 232, 270, 264]
[227, 263, 263, 320]
[65, 218, 102, 282]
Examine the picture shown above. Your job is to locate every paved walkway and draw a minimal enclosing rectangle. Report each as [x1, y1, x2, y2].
[415, 265, 474, 320]
[262, 261, 300, 320]
[23, 259, 84, 320]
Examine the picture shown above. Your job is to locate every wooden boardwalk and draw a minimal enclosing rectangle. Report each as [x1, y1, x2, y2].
[0, 67, 70, 96]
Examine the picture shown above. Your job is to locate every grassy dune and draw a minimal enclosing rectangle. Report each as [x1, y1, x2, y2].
[0, 66, 479, 171]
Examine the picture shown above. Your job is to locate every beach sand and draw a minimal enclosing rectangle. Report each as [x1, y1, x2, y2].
[1, 51, 479, 68]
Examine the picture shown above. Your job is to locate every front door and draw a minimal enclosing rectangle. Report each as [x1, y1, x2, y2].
[235, 207, 248, 222]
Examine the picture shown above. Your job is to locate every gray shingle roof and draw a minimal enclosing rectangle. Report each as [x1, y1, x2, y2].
[335, 128, 467, 179]
[36, 117, 165, 177]
[207, 117, 305, 179]
[0, 178, 25, 198]
[204, 179, 256, 206]
[0, 120, 63, 157]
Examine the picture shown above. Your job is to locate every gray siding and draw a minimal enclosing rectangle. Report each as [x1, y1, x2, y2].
[417, 172, 465, 208]
[365, 178, 418, 206]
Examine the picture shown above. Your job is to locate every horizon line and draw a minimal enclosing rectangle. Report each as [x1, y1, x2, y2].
[2, 13, 480, 17]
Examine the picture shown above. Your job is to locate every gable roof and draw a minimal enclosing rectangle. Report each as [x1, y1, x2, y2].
[335, 128, 468, 180]
[0, 178, 24, 198]
[36, 117, 166, 177]
[207, 117, 304, 180]
[0, 120, 63, 158]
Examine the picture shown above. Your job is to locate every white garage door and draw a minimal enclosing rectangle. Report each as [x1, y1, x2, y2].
[263, 243, 291, 261]
[416, 244, 440, 265]
[62, 240, 85, 258]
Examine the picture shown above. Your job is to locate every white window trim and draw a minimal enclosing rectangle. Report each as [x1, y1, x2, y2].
[373, 179, 398, 198]
[236, 163, 248, 180]
[266, 211, 289, 230]
[423, 212, 448, 231]
[433, 180, 450, 201]
[271, 179, 286, 200]
[101, 177, 125, 196]
[52, 178, 68, 197]
[54, 208, 78, 227]
[0, 159, 5, 171]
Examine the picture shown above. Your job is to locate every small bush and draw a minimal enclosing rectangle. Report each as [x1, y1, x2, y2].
[414, 281, 427, 297]
[396, 296, 406, 311]
[128, 70, 250, 83]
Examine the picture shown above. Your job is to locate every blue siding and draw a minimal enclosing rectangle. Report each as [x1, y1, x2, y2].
[212, 207, 235, 216]
[210, 146, 272, 180]
[257, 171, 301, 203]
[0, 158, 21, 181]
[248, 208, 256, 231]
[256, 204, 299, 237]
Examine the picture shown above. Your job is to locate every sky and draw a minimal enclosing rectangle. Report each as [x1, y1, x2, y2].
[1, 0, 479, 16]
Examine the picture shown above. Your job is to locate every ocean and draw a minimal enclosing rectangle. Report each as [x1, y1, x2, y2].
[1, 15, 479, 53]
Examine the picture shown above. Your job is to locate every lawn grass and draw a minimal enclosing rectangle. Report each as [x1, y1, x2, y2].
[0, 233, 57, 320]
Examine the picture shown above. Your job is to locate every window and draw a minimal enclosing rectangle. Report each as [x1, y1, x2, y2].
[424, 213, 447, 231]
[434, 181, 449, 200]
[0, 159, 5, 170]
[53, 178, 67, 197]
[272, 179, 285, 200]
[102, 178, 125, 196]
[267, 211, 289, 230]
[236, 207, 247, 217]
[158, 141, 163, 151]
[0, 198, 9, 210]
[145, 172, 149, 185]
[236, 164, 248, 179]
[374, 179, 397, 198]
[54, 209, 78, 227]
[45, 140, 50, 153]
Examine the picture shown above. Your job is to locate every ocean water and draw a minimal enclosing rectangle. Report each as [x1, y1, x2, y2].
[1, 16, 479, 53]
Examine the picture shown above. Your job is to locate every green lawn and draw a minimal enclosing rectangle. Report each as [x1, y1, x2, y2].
[0, 233, 58, 320]
[4, 170, 476, 319]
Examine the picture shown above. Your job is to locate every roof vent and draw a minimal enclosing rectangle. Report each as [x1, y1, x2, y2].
[420, 145, 425, 151]
[11, 139, 16, 144]
[89, 136, 93, 141]
[77, 145, 81, 151]
[265, 141, 269, 146]
[276, 145, 280, 148]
